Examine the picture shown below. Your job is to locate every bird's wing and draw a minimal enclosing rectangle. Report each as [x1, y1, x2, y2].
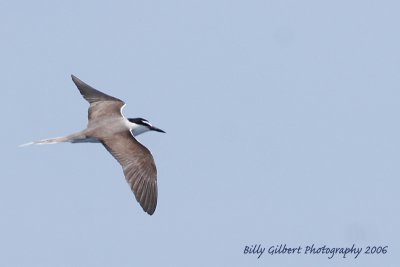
[71, 75, 122, 103]
[101, 130, 158, 215]
[71, 75, 125, 122]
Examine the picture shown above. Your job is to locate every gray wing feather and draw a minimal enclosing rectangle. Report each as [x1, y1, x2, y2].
[71, 75, 125, 122]
[71, 75, 123, 103]
[101, 131, 158, 215]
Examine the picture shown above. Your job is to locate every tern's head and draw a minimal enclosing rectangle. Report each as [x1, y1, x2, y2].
[128, 118, 166, 136]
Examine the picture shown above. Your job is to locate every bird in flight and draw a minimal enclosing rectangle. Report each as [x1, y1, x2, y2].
[22, 75, 165, 215]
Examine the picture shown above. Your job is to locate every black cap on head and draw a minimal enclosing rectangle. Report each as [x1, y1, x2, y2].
[128, 118, 165, 133]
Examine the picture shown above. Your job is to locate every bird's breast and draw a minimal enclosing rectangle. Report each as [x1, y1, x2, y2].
[86, 118, 130, 139]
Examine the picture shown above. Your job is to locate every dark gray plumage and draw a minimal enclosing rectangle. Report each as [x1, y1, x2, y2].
[71, 75, 159, 215]
[23, 75, 164, 215]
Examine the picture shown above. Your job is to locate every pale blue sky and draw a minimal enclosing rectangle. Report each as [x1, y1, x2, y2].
[1, 0, 399, 266]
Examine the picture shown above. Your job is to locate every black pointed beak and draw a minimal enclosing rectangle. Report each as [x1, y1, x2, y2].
[150, 126, 166, 133]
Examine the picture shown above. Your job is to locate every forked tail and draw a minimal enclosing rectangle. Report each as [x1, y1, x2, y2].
[19, 132, 87, 147]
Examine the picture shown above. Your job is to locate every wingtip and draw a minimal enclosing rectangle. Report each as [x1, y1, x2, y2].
[146, 209, 155, 215]
[144, 201, 156, 215]
[71, 75, 85, 88]
[71, 74, 78, 82]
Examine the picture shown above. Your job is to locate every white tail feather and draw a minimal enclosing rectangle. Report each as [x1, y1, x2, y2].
[19, 136, 72, 147]
[19, 142, 34, 147]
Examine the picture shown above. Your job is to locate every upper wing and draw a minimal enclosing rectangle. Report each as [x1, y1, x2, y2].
[101, 131, 158, 215]
[71, 75, 122, 103]
[71, 75, 125, 122]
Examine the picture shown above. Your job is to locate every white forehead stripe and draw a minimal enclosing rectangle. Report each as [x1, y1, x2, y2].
[143, 120, 152, 127]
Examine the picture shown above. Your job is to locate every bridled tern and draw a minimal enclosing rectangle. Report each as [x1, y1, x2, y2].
[22, 75, 165, 215]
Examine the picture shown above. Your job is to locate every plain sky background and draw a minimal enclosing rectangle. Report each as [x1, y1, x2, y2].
[1, 0, 399, 266]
